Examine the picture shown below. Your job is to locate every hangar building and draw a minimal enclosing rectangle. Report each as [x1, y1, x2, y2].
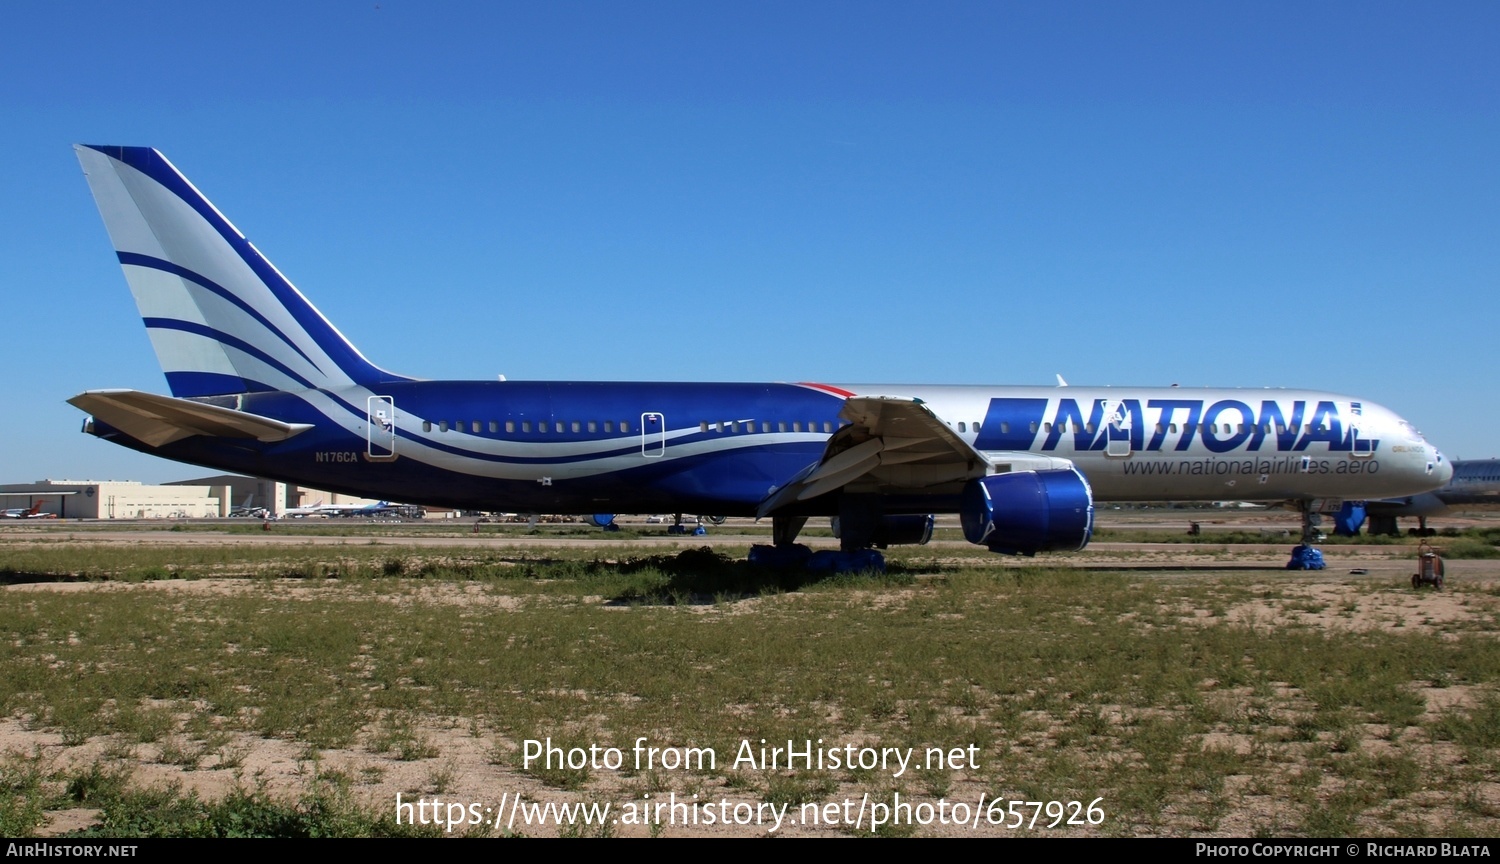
[0, 480, 229, 519]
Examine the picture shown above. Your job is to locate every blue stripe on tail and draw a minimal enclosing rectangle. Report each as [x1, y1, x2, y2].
[80, 145, 410, 393]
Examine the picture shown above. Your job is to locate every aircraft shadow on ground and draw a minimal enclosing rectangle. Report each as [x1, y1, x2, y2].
[1075, 563, 1321, 573]
[595, 547, 946, 606]
[0, 570, 93, 586]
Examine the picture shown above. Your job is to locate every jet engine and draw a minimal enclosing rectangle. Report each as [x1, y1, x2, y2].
[960, 469, 1094, 555]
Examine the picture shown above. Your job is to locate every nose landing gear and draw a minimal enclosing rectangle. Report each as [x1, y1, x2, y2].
[1286, 502, 1327, 570]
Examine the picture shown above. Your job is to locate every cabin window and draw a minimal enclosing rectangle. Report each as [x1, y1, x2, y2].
[1000, 422, 1010, 433]
[973, 422, 981, 433]
[522, 421, 531, 433]
[1030, 421, 1039, 433]
[422, 420, 432, 432]
[506, 421, 515, 433]
[761, 421, 770, 433]
[957, 422, 966, 433]
[571, 421, 580, 433]
[604, 421, 613, 433]
[438, 420, 449, 432]
[700, 422, 709, 433]
[777, 422, 787, 433]
[792, 422, 802, 432]
[621, 421, 631, 433]
[588, 421, 597, 433]
[489, 421, 498, 433]
[1085, 423, 1095, 434]
[823, 422, 833, 433]
[1169, 423, 1178, 433]
[555, 422, 564, 433]
[471, 421, 481, 433]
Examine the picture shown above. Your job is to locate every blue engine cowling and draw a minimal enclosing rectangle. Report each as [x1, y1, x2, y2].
[960, 469, 1094, 555]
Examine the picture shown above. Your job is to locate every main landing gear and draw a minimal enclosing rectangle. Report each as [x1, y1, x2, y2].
[666, 514, 708, 536]
[1286, 502, 1327, 570]
[747, 514, 818, 568]
[747, 501, 889, 574]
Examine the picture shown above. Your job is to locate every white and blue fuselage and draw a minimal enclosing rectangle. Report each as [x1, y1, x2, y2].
[133, 380, 1443, 516]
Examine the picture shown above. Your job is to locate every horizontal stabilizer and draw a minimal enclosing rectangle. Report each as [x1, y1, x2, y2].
[68, 389, 314, 447]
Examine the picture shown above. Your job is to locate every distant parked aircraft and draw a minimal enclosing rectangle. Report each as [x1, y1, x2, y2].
[1363, 459, 1500, 535]
[227, 494, 269, 518]
[1, 501, 53, 519]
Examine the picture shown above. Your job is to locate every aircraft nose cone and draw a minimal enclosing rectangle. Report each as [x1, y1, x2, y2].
[1431, 451, 1454, 487]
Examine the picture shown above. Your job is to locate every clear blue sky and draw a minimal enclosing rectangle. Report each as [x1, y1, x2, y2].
[4, 2, 1497, 483]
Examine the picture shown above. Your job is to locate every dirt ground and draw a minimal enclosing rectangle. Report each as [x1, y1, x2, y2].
[3, 509, 1496, 837]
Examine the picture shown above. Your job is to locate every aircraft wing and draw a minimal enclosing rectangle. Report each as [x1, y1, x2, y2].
[757, 395, 1073, 516]
[68, 389, 314, 447]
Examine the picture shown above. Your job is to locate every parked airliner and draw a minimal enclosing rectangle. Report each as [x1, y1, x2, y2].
[1363, 459, 1500, 535]
[282, 500, 394, 519]
[68, 146, 1453, 561]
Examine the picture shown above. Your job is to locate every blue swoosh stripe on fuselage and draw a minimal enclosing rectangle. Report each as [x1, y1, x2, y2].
[273, 393, 812, 468]
[120, 252, 325, 375]
[155, 426, 822, 514]
[255, 380, 848, 467]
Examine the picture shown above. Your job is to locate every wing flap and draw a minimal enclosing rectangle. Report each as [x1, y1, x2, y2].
[759, 396, 991, 514]
[68, 389, 313, 447]
[757, 395, 1085, 516]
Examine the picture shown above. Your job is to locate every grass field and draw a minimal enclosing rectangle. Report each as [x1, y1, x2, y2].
[2, 522, 1498, 837]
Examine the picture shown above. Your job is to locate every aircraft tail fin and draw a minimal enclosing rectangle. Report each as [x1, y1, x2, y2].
[74, 145, 406, 397]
